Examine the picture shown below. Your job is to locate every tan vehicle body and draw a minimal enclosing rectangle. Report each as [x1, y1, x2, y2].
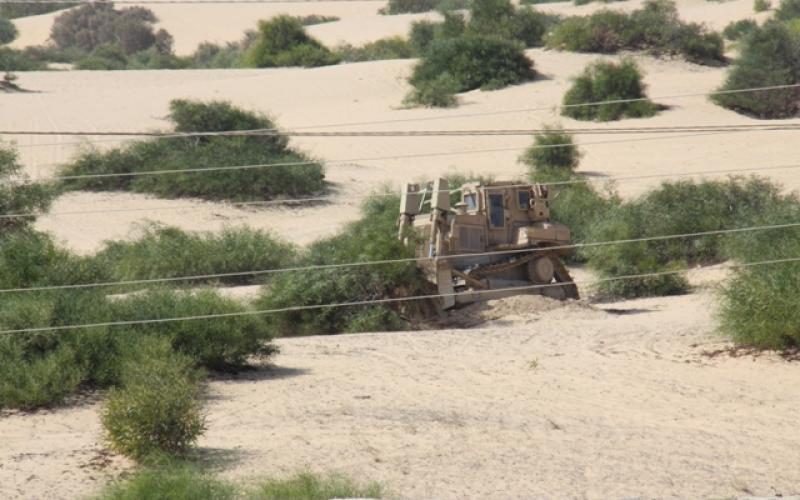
[398, 178, 579, 309]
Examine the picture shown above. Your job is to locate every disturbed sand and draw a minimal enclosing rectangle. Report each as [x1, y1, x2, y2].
[2, 0, 800, 498]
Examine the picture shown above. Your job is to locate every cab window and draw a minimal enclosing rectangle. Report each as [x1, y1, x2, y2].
[464, 193, 478, 210]
[517, 190, 531, 210]
[489, 194, 504, 228]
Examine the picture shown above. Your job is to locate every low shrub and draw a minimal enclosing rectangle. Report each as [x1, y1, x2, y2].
[712, 21, 800, 118]
[519, 127, 581, 177]
[0, 144, 54, 231]
[719, 199, 800, 349]
[403, 72, 459, 107]
[754, 0, 771, 11]
[776, 0, 800, 19]
[241, 16, 339, 68]
[60, 99, 325, 201]
[546, 0, 725, 65]
[381, 0, 468, 14]
[467, 0, 557, 47]
[410, 35, 535, 93]
[582, 176, 786, 299]
[562, 58, 659, 121]
[722, 19, 759, 41]
[102, 337, 205, 460]
[97, 462, 236, 500]
[255, 472, 385, 500]
[256, 194, 420, 336]
[96, 466, 385, 500]
[335, 36, 415, 62]
[0, 341, 84, 409]
[296, 14, 340, 26]
[0, 47, 48, 71]
[409, 12, 467, 53]
[93, 224, 296, 287]
[0, 18, 17, 45]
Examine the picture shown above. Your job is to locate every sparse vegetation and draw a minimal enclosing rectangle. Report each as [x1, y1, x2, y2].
[562, 58, 659, 121]
[381, 0, 469, 14]
[60, 99, 325, 201]
[295, 14, 340, 26]
[335, 36, 416, 62]
[102, 337, 206, 460]
[712, 21, 800, 118]
[546, 0, 725, 65]
[0, 2, 67, 19]
[241, 15, 339, 68]
[403, 73, 460, 107]
[96, 465, 385, 500]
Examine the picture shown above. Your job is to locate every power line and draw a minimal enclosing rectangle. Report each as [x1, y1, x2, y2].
[9, 129, 764, 184]
[7, 83, 800, 150]
[3, 220, 799, 295]
[4, 123, 800, 138]
[1, 255, 798, 336]
[6, 160, 800, 219]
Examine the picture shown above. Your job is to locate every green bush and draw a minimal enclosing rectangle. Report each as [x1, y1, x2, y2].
[51, 3, 170, 56]
[546, 0, 725, 65]
[467, 0, 557, 47]
[719, 199, 800, 349]
[0, 144, 54, 232]
[562, 58, 659, 121]
[94, 225, 296, 287]
[241, 16, 339, 68]
[409, 13, 467, 53]
[256, 194, 419, 336]
[712, 21, 800, 118]
[110, 288, 277, 371]
[519, 127, 581, 177]
[722, 19, 758, 41]
[583, 177, 786, 299]
[60, 99, 325, 201]
[403, 72, 459, 107]
[255, 472, 385, 500]
[0, 46, 48, 71]
[102, 337, 205, 460]
[335, 36, 416, 62]
[754, 0, 771, 11]
[0, 341, 84, 409]
[776, 0, 800, 19]
[410, 35, 535, 93]
[97, 462, 236, 500]
[0, 18, 17, 45]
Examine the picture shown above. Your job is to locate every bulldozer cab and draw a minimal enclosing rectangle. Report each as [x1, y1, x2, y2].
[398, 178, 579, 310]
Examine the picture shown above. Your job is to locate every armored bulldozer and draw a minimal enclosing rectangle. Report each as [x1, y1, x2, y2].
[398, 178, 579, 310]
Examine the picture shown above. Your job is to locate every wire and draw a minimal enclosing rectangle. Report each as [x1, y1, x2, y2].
[6, 160, 800, 219]
[3, 219, 799, 295]
[1, 255, 797, 336]
[8, 129, 768, 184]
[7, 84, 800, 151]
[4, 123, 800, 138]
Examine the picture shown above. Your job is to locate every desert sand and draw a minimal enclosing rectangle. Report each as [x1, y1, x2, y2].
[2, 0, 800, 498]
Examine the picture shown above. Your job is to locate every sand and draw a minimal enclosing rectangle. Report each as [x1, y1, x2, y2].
[3, 0, 800, 498]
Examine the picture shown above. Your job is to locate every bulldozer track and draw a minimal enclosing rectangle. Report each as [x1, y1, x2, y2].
[467, 250, 580, 299]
